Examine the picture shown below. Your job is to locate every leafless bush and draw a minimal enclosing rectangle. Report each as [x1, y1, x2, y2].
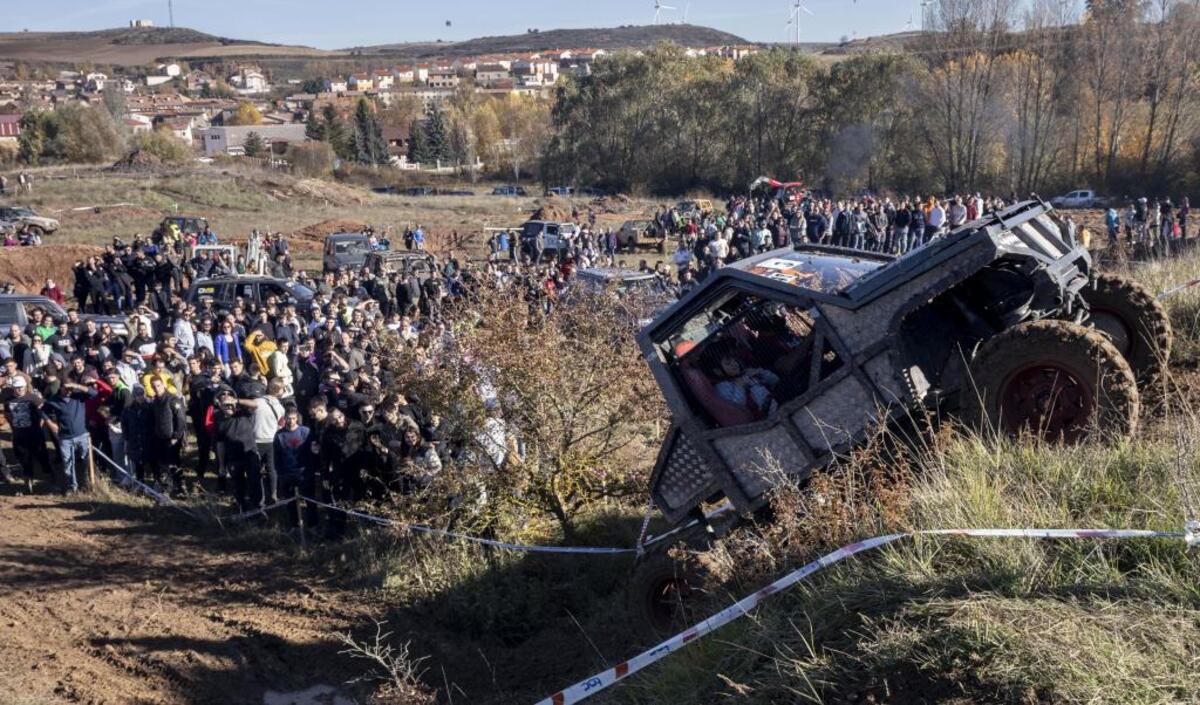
[336, 620, 435, 705]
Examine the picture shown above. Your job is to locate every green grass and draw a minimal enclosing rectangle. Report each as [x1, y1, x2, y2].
[604, 427, 1200, 704]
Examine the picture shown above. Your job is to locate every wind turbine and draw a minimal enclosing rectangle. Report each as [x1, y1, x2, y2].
[683, 3, 690, 24]
[788, 0, 815, 44]
[905, 13, 914, 31]
[653, 0, 677, 24]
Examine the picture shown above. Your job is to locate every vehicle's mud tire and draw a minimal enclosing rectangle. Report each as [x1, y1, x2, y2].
[960, 320, 1139, 443]
[626, 552, 707, 636]
[1082, 272, 1172, 384]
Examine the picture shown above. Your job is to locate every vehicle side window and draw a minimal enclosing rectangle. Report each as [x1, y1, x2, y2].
[238, 283, 257, 300]
[547, 224, 559, 237]
[261, 282, 289, 300]
[0, 302, 20, 324]
[665, 293, 838, 428]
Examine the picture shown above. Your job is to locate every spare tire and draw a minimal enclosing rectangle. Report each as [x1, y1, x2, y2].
[1082, 272, 1172, 383]
[960, 320, 1139, 443]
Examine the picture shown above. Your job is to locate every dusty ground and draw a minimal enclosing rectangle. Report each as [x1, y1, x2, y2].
[0, 490, 372, 705]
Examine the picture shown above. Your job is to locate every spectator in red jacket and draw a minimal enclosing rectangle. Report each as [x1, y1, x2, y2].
[40, 278, 65, 305]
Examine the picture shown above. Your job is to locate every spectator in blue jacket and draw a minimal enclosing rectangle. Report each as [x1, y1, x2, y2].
[273, 406, 310, 526]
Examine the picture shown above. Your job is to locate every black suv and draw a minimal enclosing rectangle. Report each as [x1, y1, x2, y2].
[185, 276, 315, 312]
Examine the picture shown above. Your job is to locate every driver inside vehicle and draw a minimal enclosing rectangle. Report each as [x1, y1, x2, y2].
[709, 350, 780, 419]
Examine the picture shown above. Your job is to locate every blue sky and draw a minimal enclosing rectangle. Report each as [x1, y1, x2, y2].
[5, 1, 918, 48]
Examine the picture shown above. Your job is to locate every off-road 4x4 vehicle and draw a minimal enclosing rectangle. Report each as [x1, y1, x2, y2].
[631, 200, 1171, 627]
[362, 250, 439, 280]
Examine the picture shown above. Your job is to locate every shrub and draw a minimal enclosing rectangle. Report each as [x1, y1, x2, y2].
[129, 129, 192, 164]
[289, 141, 336, 178]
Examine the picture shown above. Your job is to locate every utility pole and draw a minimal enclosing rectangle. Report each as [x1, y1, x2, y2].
[168, 0, 175, 28]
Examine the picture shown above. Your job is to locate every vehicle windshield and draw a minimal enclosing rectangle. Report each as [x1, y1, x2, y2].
[744, 250, 883, 294]
[334, 240, 370, 254]
[11, 208, 36, 217]
[284, 281, 314, 299]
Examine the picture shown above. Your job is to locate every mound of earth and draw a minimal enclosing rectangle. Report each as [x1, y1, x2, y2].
[109, 149, 163, 171]
[530, 196, 573, 222]
[285, 179, 371, 205]
[589, 194, 633, 214]
[0, 244, 104, 293]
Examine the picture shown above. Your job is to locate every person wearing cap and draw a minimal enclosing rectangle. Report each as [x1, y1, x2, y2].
[39, 369, 97, 494]
[4, 375, 50, 492]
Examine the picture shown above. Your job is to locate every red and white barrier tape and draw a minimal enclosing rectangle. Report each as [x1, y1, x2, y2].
[1158, 277, 1200, 300]
[534, 526, 1189, 705]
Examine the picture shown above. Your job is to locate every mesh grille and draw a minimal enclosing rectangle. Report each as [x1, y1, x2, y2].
[658, 432, 713, 510]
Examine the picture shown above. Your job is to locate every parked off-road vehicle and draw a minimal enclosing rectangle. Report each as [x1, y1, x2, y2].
[362, 250, 439, 280]
[616, 219, 666, 253]
[629, 200, 1171, 629]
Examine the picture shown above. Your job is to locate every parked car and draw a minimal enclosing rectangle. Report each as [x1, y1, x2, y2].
[1050, 189, 1107, 209]
[567, 268, 674, 325]
[154, 215, 209, 242]
[545, 186, 575, 197]
[616, 219, 666, 253]
[519, 220, 579, 258]
[185, 276, 315, 312]
[322, 232, 374, 273]
[0, 294, 132, 336]
[578, 186, 609, 197]
[405, 187, 436, 197]
[492, 185, 528, 197]
[363, 251, 439, 280]
[0, 206, 59, 237]
[372, 186, 400, 195]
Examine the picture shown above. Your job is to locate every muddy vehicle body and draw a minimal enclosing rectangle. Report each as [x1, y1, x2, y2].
[639, 200, 1169, 528]
[362, 250, 439, 280]
[616, 219, 666, 253]
[0, 206, 59, 236]
[630, 199, 1171, 625]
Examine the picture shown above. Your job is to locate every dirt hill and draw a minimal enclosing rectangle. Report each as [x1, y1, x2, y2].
[346, 24, 751, 58]
[0, 27, 327, 65]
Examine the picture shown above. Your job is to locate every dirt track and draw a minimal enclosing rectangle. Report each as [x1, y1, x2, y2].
[0, 492, 368, 705]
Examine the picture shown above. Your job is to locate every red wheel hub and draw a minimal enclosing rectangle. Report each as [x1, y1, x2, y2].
[999, 363, 1095, 441]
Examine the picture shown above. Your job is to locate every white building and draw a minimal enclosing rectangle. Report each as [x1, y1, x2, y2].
[129, 19, 154, 27]
[229, 68, 270, 94]
[199, 124, 307, 156]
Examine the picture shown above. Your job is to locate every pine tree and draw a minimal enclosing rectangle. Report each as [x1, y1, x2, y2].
[408, 118, 431, 165]
[322, 104, 351, 160]
[304, 109, 326, 141]
[425, 104, 451, 163]
[243, 131, 266, 158]
[351, 97, 389, 165]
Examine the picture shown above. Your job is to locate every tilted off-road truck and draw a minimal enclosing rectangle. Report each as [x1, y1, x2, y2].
[630, 200, 1172, 627]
